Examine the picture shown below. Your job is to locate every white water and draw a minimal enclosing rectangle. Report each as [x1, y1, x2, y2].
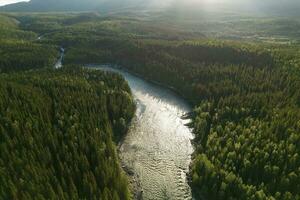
[93, 65, 194, 200]
[54, 47, 64, 69]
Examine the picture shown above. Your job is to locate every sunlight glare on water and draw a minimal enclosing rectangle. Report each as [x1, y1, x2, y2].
[94, 65, 194, 200]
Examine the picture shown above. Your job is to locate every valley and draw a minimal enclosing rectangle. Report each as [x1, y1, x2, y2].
[0, 5, 300, 200]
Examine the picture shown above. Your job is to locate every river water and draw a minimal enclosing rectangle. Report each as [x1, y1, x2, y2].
[94, 65, 194, 200]
[54, 47, 64, 69]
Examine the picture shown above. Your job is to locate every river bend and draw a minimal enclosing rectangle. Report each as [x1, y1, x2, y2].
[94, 65, 194, 200]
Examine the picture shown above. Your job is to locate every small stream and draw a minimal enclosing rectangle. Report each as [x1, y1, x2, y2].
[93, 65, 194, 200]
[36, 34, 64, 69]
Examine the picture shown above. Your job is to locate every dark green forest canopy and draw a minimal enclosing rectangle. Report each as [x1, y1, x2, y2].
[0, 12, 300, 200]
[103, 38, 300, 200]
[21, 13, 300, 200]
[0, 15, 59, 72]
[0, 67, 135, 199]
[115, 40, 300, 200]
[0, 14, 137, 200]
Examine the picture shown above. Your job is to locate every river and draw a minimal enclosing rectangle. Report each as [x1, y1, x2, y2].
[43, 34, 193, 199]
[93, 65, 194, 200]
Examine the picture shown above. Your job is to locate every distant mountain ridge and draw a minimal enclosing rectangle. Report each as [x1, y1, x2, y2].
[0, 0, 150, 12]
[1, 0, 299, 16]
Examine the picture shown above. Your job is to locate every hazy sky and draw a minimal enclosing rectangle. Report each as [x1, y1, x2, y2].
[0, 0, 29, 6]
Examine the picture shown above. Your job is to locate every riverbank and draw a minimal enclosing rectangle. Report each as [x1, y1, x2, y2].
[119, 148, 143, 200]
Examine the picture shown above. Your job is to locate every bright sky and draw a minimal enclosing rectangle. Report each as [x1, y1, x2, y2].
[0, 0, 29, 6]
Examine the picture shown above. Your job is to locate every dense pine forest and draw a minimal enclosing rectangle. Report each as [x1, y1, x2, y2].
[0, 15, 59, 72]
[0, 68, 136, 199]
[1, 9, 300, 200]
[0, 14, 135, 199]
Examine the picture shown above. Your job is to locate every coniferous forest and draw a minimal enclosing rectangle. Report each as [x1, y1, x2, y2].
[0, 67, 135, 199]
[0, 14, 135, 200]
[1, 3, 300, 199]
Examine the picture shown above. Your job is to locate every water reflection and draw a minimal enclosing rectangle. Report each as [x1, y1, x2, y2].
[93, 65, 193, 200]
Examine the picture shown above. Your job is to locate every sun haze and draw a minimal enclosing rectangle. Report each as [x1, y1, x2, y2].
[0, 0, 29, 6]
